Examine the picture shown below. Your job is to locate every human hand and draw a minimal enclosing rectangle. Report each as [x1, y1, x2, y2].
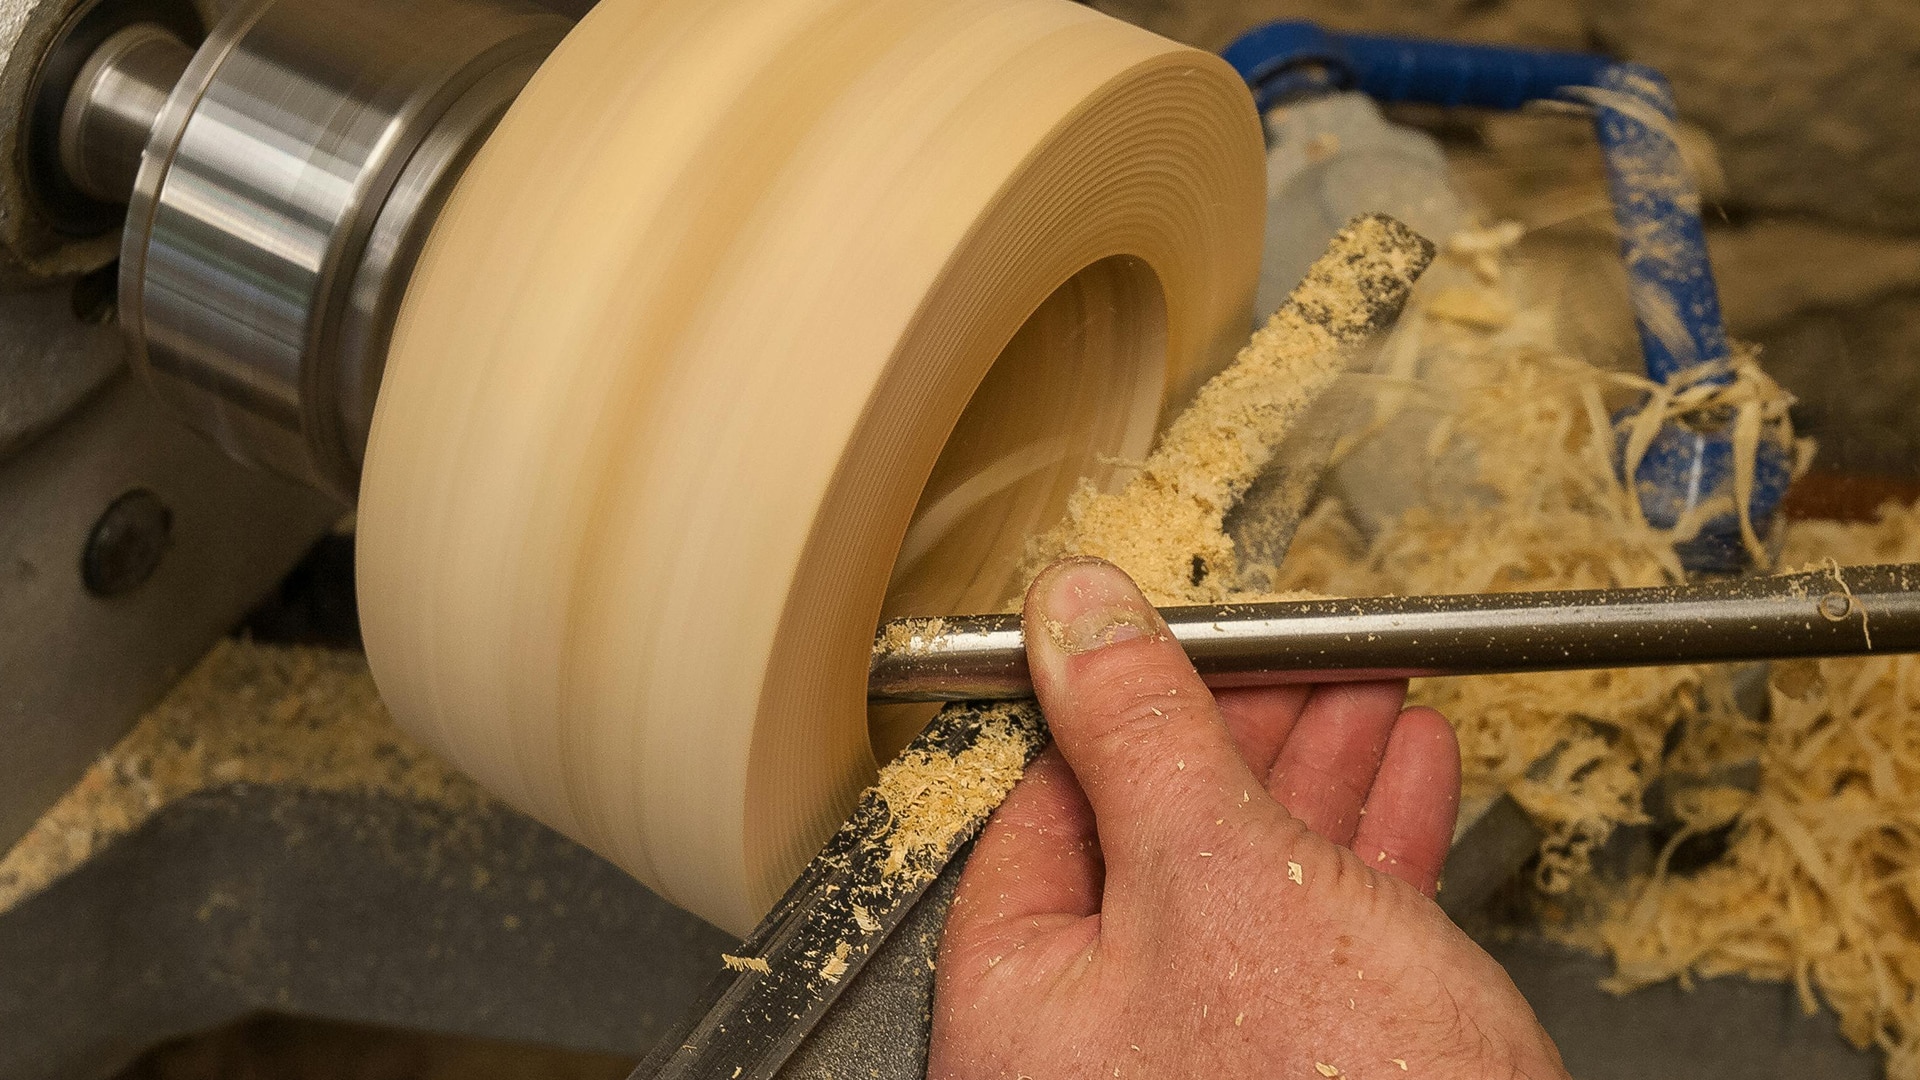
[928, 557, 1569, 1080]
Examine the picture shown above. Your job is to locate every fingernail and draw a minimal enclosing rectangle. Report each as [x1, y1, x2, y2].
[1028, 557, 1163, 659]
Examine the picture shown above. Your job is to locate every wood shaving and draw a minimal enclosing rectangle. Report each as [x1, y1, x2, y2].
[1593, 501, 1920, 1076]
[1424, 286, 1516, 330]
[819, 941, 851, 983]
[1824, 557, 1873, 648]
[1022, 214, 1433, 605]
[721, 953, 772, 975]
[1269, 238, 1805, 893]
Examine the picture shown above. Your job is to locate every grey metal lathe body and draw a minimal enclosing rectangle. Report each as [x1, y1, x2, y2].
[0, 0, 589, 888]
[0, 0, 745, 1073]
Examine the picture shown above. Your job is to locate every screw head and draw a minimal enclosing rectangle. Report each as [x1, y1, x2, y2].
[82, 488, 172, 596]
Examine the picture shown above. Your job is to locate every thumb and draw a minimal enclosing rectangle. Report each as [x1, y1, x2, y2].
[1023, 558, 1260, 898]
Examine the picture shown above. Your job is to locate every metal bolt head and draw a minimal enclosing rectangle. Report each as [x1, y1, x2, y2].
[82, 488, 172, 596]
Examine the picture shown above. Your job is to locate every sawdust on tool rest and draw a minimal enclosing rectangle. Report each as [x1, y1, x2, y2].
[0, 639, 490, 914]
[871, 707, 1033, 882]
[1022, 214, 1434, 606]
[871, 616, 949, 657]
[819, 939, 853, 983]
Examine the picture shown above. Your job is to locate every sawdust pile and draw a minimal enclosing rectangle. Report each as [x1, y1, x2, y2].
[1259, 227, 1920, 1073]
[0, 640, 491, 913]
[1272, 342, 1798, 893]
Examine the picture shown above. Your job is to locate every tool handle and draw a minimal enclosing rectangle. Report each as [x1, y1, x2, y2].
[1225, 22, 1730, 385]
[1223, 23, 1780, 569]
[869, 564, 1919, 703]
[1226, 24, 1609, 112]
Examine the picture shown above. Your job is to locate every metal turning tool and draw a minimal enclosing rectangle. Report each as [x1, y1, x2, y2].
[870, 563, 1920, 703]
[636, 563, 1919, 1080]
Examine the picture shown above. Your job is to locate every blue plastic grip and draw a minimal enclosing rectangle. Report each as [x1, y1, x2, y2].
[1223, 23, 1610, 114]
[1222, 22, 1349, 110]
[1223, 21, 1791, 569]
[1223, 22, 1730, 386]
[1584, 65, 1733, 384]
[1334, 33, 1613, 111]
[1592, 69, 1790, 563]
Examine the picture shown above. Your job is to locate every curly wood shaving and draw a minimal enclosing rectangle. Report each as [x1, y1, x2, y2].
[1597, 502, 1920, 1073]
[1271, 234, 1799, 894]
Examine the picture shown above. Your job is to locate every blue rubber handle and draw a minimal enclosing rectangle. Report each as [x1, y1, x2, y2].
[1578, 66, 1734, 385]
[1224, 22, 1786, 569]
[1225, 23, 1731, 385]
[1226, 23, 1611, 112]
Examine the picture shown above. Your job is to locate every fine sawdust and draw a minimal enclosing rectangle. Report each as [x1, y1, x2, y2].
[871, 616, 949, 657]
[0, 639, 491, 913]
[872, 707, 1034, 882]
[1021, 214, 1432, 604]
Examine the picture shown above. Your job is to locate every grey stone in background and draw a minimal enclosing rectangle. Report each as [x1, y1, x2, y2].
[1588, 0, 1920, 234]
[1091, 0, 1920, 237]
[1757, 293, 1920, 480]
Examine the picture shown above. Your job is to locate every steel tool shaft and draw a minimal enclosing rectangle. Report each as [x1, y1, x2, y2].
[870, 563, 1920, 703]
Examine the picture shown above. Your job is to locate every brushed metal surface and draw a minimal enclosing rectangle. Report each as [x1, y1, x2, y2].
[0, 273, 122, 458]
[56, 21, 189, 204]
[120, 0, 567, 497]
[0, 372, 338, 854]
[869, 567, 1920, 702]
